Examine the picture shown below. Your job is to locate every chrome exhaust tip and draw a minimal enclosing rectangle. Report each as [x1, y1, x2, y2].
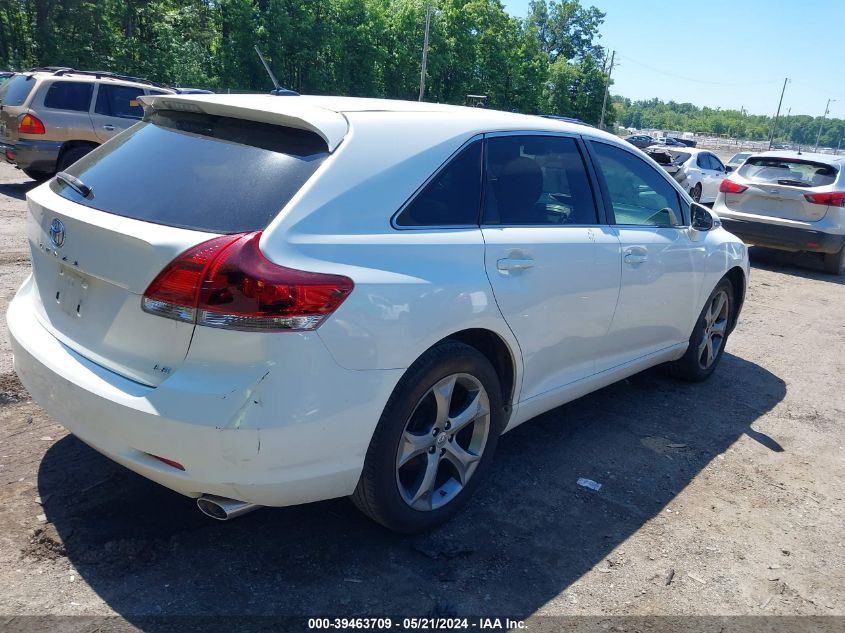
[196, 494, 260, 521]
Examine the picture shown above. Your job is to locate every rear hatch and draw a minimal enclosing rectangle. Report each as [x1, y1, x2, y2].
[727, 156, 839, 222]
[645, 147, 690, 182]
[25, 100, 339, 386]
[0, 74, 38, 147]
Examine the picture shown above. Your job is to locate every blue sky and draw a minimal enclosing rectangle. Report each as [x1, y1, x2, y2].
[500, 0, 845, 118]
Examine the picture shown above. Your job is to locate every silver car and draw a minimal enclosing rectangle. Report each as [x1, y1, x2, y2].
[713, 151, 845, 275]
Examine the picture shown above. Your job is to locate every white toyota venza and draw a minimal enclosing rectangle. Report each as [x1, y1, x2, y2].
[7, 95, 749, 532]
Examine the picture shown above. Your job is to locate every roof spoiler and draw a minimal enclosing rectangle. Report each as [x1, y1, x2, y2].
[138, 94, 348, 151]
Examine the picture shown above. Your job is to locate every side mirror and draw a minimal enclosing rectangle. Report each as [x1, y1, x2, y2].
[725, 165, 734, 173]
[691, 202, 715, 231]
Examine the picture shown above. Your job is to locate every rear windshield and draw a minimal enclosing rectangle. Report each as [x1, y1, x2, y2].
[738, 157, 838, 187]
[0, 74, 36, 106]
[50, 110, 329, 233]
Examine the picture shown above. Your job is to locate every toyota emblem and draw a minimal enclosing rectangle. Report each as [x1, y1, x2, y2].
[49, 218, 65, 248]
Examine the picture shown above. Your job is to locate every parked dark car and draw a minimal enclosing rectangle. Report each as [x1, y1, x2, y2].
[624, 134, 657, 149]
[673, 137, 697, 148]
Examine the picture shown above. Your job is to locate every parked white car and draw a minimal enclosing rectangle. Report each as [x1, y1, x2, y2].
[7, 94, 749, 533]
[726, 152, 752, 172]
[646, 147, 729, 204]
[714, 151, 845, 274]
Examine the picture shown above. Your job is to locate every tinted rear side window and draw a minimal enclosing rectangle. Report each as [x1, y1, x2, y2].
[43, 82, 94, 111]
[395, 141, 482, 227]
[95, 84, 144, 119]
[484, 135, 598, 225]
[51, 110, 329, 233]
[0, 74, 37, 106]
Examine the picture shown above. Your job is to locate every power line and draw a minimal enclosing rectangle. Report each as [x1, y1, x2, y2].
[788, 80, 845, 106]
[614, 53, 781, 87]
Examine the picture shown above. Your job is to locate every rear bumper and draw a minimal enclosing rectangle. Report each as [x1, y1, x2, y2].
[719, 217, 845, 254]
[0, 138, 61, 173]
[8, 275, 402, 507]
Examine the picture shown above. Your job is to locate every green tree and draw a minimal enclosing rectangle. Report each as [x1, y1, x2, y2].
[528, 0, 610, 123]
[527, 0, 604, 62]
[0, 0, 615, 123]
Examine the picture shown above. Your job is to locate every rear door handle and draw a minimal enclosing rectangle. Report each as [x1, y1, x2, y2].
[102, 125, 115, 131]
[623, 246, 648, 265]
[497, 257, 535, 272]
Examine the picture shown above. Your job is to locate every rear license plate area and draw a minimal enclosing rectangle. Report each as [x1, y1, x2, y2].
[55, 266, 89, 318]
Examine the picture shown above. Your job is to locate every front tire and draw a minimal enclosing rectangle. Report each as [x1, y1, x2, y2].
[823, 247, 845, 276]
[352, 341, 504, 533]
[690, 183, 702, 203]
[667, 278, 734, 382]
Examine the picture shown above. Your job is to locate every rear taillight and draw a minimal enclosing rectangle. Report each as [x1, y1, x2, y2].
[719, 179, 748, 194]
[804, 192, 845, 207]
[18, 114, 45, 135]
[142, 232, 353, 331]
[149, 454, 185, 471]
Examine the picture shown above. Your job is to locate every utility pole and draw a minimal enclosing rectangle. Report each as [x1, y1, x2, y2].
[418, 3, 433, 102]
[599, 49, 615, 129]
[814, 98, 836, 152]
[768, 77, 789, 150]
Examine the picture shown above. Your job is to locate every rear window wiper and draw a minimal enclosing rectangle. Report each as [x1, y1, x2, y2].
[56, 171, 94, 198]
[776, 179, 811, 187]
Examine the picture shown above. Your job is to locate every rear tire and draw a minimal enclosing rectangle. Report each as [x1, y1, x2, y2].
[823, 247, 845, 276]
[667, 277, 734, 382]
[22, 168, 52, 182]
[352, 341, 504, 533]
[57, 145, 95, 172]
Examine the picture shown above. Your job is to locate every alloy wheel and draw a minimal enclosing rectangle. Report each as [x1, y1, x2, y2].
[697, 289, 729, 369]
[395, 373, 491, 511]
[691, 184, 702, 202]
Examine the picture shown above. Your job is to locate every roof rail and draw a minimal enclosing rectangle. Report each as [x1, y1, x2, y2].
[54, 69, 165, 88]
[25, 66, 164, 88]
[26, 66, 74, 73]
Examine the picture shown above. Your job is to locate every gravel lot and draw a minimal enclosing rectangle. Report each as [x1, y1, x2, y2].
[0, 160, 843, 628]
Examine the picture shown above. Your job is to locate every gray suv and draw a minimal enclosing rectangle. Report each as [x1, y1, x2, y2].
[0, 67, 173, 181]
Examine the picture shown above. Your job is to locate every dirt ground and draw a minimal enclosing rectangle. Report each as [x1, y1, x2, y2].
[0, 160, 843, 629]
